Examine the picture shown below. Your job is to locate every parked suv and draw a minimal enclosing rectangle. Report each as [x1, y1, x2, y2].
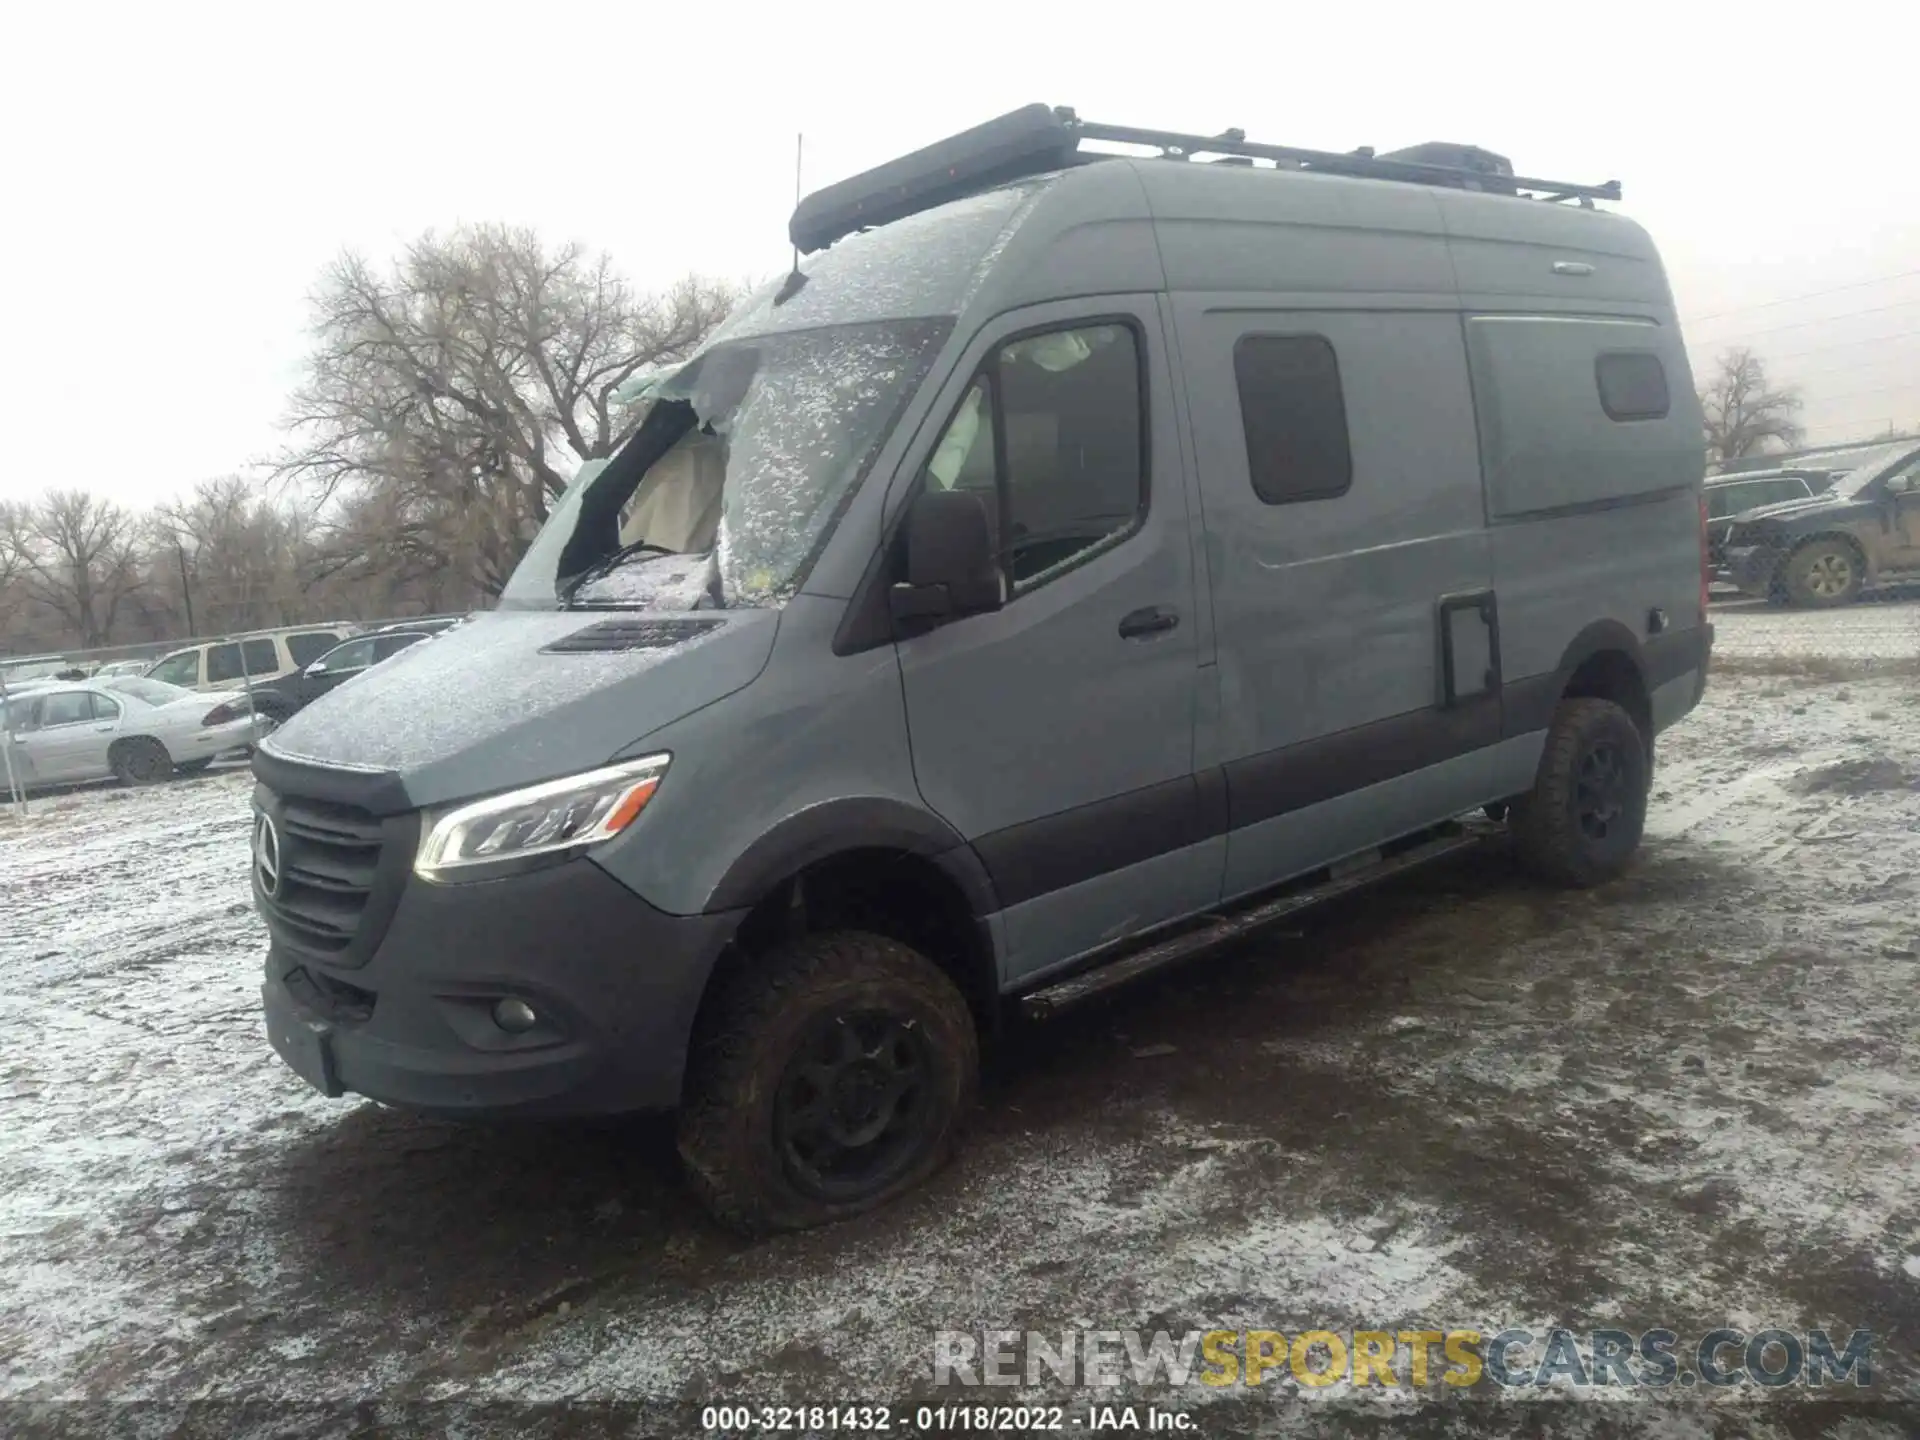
[1722, 442, 1920, 605]
[295, 629, 436, 710]
[1704, 469, 1825, 578]
[146, 627, 355, 722]
[252, 105, 1712, 1233]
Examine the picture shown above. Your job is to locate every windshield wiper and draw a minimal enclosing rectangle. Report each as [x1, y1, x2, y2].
[561, 539, 680, 601]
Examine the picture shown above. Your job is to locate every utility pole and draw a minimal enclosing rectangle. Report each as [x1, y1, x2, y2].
[176, 541, 196, 636]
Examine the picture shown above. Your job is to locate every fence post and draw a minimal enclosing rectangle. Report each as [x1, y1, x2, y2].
[238, 637, 257, 741]
[0, 668, 27, 817]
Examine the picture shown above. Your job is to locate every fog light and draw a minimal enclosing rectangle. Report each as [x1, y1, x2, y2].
[492, 998, 539, 1034]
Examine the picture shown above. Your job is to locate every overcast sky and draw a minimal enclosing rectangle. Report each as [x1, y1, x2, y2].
[6, 0, 1916, 508]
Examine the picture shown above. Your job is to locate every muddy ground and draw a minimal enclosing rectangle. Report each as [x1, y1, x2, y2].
[2, 604, 1919, 1438]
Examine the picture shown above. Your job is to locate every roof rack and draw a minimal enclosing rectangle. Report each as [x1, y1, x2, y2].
[789, 104, 1622, 254]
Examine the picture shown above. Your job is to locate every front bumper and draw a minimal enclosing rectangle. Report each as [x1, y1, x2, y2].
[1724, 544, 1780, 595]
[261, 854, 744, 1118]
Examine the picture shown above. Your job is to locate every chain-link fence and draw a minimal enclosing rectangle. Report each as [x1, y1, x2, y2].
[1706, 439, 1920, 679]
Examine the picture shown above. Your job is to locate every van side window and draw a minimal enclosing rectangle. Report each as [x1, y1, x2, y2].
[1595, 352, 1670, 421]
[1232, 334, 1353, 505]
[922, 322, 1145, 589]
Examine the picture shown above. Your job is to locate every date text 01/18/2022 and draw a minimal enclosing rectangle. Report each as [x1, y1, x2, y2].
[700, 1404, 1197, 1431]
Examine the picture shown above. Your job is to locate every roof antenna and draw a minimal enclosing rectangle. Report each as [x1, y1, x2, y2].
[774, 132, 809, 305]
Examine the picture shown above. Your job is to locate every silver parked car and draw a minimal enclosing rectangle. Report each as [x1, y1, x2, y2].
[1, 678, 267, 790]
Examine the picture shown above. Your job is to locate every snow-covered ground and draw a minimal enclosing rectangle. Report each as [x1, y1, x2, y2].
[3, 609, 1919, 1437]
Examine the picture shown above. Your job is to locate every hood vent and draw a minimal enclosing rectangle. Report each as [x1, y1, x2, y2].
[542, 617, 727, 654]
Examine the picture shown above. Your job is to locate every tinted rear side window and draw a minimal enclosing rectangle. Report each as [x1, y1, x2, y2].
[286, 632, 340, 666]
[1233, 335, 1353, 504]
[1595, 352, 1670, 421]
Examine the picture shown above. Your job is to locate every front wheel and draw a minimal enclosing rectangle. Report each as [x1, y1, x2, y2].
[677, 931, 978, 1234]
[1509, 698, 1648, 888]
[1783, 539, 1863, 607]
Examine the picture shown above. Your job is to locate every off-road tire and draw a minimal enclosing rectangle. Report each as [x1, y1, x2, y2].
[110, 736, 174, 787]
[1509, 698, 1648, 888]
[677, 930, 978, 1234]
[1782, 538, 1864, 608]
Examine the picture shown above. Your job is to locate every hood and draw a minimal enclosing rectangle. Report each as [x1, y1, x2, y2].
[259, 608, 778, 810]
[1730, 491, 1873, 527]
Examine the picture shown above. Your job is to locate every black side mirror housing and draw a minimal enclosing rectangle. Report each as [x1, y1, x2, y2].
[889, 488, 1005, 632]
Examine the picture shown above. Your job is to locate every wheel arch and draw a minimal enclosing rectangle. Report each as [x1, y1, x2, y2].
[1510, 620, 1654, 745]
[1785, 529, 1874, 583]
[698, 797, 1004, 1032]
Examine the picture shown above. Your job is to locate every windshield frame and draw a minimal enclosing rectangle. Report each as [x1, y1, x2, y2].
[499, 316, 955, 613]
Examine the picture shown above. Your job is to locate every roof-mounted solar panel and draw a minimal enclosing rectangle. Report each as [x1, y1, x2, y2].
[789, 105, 1623, 254]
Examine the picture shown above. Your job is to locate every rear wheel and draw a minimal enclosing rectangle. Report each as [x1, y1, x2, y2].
[677, 930, 978, 1234]
[1782, 539, 1863, 607]
[110, 736, 174, 787]
[1510, 698, 1648, 888]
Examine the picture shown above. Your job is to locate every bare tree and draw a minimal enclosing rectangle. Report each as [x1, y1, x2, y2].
[1700, 349, 1805, 463]
[0, 501, 30, 648]
[151, 476, 306, 636]
[280, 226, 736, 594]
[15, 490, 146, 647]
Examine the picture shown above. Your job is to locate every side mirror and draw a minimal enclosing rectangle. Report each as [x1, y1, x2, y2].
[889, 489, 1005, 631]
[306, 661, 328, 676]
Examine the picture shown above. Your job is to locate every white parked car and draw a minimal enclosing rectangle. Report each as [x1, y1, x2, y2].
[0, 678, 268, 790]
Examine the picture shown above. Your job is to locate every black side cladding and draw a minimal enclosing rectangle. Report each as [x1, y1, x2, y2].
[788, 104, 1076, 254]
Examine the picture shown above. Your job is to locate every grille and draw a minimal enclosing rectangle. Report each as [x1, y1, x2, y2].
[259, 794, 384, 955]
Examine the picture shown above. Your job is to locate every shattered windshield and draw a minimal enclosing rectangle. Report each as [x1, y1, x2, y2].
[501, 318, 951, 612]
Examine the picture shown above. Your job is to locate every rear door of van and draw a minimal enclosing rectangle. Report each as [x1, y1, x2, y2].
[1437, 192, 1707, 740]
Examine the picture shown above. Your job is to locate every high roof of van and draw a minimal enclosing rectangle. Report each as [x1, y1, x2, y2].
[710, 129, 1671, 357]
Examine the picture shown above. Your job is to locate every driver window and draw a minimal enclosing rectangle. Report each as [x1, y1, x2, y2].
[919, 323, 1145, 591]
[325, 638, 377, 671]
[40, 692, 92, 728]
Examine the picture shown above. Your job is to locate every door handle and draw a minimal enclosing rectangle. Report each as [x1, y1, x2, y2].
[1118, 606, 1180, 639]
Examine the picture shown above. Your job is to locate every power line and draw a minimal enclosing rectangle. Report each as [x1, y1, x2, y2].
[1690, 326, 1920, 367]
[1688, 296, 1920, 345]
[1683, 267, 1920, 326]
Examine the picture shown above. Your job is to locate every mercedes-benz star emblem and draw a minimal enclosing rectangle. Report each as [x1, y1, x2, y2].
[253, 812, 282, 898]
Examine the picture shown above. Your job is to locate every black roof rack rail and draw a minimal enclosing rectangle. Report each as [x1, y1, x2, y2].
[789, 104, 1623, 254]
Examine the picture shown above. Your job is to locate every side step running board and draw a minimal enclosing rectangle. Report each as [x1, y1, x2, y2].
[1019, 827, 1491, 1020]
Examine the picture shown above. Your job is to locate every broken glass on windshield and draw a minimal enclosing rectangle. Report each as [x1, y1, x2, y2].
[504, 318, 952, 612]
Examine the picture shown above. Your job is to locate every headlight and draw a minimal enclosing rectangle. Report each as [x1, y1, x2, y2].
[414, 755, 668, 882]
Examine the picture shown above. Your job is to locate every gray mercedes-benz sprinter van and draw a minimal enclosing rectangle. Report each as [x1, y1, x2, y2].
[254, 106, 1712, 1232]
